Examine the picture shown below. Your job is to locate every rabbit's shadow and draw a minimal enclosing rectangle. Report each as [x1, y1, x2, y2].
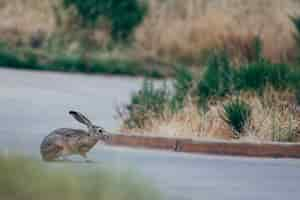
[47, 159, 100, 164]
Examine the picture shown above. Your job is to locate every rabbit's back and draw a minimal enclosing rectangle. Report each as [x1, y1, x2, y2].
[40, 128, 88, 161]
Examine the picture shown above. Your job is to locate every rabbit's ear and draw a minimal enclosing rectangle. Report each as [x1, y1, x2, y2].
[69, 111, 92, 126]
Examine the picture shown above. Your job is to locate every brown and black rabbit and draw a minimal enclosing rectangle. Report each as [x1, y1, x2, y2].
[40, 111, 110, 162]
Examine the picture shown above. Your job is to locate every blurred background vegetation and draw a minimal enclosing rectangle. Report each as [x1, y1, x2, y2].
[1, 0, 300, 77]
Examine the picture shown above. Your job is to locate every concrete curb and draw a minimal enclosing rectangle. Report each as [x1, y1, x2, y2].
[104, 134, 300, 158]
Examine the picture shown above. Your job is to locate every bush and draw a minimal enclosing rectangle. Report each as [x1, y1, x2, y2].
[236, 60, 291, 92]
[235, 60, 268, 91]
[124, 80, 169, 128]
[221, 98, 251, 137]
[108, 0, 147, 40]
[0, 155, 160, 200]
[197, 50, 234, 105]
[63, 0, 147, 40]
[122, 67, 193, 128]
[171, 66, 193, 111]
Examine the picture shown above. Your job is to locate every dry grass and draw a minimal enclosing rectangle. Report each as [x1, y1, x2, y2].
[134, 0, 300, 63]
[241, 89, 299, 142]
[121, 89, 300, 142]
[0, 0, 56, 45]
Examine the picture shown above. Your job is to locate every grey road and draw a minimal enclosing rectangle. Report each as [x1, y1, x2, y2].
[0, 68, 300, 200]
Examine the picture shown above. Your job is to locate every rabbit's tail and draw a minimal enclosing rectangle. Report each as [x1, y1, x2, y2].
[40, 140, 62, 161]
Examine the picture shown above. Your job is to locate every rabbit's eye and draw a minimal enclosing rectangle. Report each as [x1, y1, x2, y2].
[98, 129, 103, 133]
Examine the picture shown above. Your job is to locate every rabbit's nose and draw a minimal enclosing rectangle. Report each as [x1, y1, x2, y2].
[101, 134, 111, 141]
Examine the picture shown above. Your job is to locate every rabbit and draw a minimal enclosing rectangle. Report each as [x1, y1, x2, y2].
[40, 110, 111, 162]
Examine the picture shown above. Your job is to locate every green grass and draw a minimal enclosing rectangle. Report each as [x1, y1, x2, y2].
[0, 45, 164, 78]
[0, 154, 161, 200]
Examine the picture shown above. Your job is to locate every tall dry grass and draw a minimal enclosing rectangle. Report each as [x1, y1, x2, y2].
[135, 0, 300, 63]
[121, 89, 300, 142]
[0, 0, 56, 45]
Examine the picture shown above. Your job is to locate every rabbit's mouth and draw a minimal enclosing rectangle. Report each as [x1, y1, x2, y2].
[98, 134, 111, 141]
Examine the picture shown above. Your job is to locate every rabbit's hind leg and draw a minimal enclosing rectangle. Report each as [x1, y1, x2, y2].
[61, 155, 72, 162]
[79, 151, 93, 163]
[57, 148, 73, 162]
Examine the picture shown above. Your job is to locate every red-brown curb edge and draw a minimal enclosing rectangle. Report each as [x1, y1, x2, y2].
[103, 134, 300, 158]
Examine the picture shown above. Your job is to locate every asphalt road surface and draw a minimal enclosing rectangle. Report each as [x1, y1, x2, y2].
[1, 68, 300, 200]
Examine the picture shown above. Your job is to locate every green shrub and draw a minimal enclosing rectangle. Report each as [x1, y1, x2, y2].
[235, 60, 291, 92]
[197, 47, 294, 103]
[63, 0, 147, 40]
[108, 0, 147, 40]
[235, 60, 268, 91]
[0, 155, 160, 200]
[221, 98, 251, 137]
[171, 66, 193, 110]
[121, 67, 193, 128]
[124, 80, 169, 128]
[197, 50, 234, 105]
